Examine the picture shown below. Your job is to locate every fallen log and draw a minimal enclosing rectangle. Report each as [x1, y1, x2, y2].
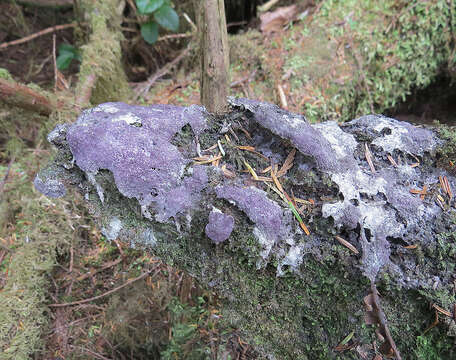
[35, 99, 456, 359]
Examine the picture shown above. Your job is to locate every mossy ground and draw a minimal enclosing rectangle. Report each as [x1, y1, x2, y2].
[148, 0, 455, 125]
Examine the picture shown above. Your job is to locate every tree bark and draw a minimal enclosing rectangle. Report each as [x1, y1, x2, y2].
[0, 78, 55, 115]
[194, 0, 230, 115]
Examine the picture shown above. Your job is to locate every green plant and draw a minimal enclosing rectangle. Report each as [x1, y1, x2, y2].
[56, 44, 81, 70]
[136, 0, 179, 44]
[160, 297, 209, 359]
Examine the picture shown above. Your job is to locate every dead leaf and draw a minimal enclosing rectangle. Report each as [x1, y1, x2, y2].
[277, 148, 296, 177]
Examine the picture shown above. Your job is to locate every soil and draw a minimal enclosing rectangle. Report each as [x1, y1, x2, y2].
[0, 3, 76, 86]
[388, 74, 456, 125]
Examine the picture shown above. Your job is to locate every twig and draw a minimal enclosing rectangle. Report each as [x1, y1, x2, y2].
[75, 257, 122, 282]
[370, 282, 402, 360]
[70, 345, 112, 360]
[258, 0, 281, 13]
[49, 266, 160, 307]
[0, 23, 78, 50]
[53, 34, 57, 92]
[134, 43, 192, 100]
[182, 12, 197, 33]
[230, 70, 257, 87]
[158, 33, 194, 42]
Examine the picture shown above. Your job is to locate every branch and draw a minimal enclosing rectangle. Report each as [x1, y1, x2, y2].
[16, 0, 73, 8]
[0, 23, 78, 51]
[0, 78, 55, 115]
[134, 43, 192, 100]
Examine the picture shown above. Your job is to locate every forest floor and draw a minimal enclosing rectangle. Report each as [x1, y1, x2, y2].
[0, 0, 455, 359]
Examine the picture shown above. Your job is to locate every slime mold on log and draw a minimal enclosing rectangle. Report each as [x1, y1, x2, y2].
[36, 98, 453, 283]
[205, 208, 235, 244]
[34, 98, 456, 359]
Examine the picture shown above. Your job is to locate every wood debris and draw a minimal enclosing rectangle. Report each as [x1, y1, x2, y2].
[410, 185, 427, 200]
[271, 169, 284, 193]
[404, 244, 418, 249]
[439, 175, 453, 201]
[255, 176, 273, 182]
[432, 304, 452, 317]
[261, 165, 272, 174]
[221, 164, 236, 178]
[217, 140, 225, 156]
[387, 154, 397, 167]
[335, 235, 359, 254]
[283, 190, 310, 235]
[201, 143, 218, 152]
[193, 155, 222, 165]
[277, 148, 296, 177]
[237, 145, 269, 161]
[365, 143, 376, 173]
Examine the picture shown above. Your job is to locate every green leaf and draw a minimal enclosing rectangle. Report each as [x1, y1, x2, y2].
[56, 44, 80, 70]
[56, 53, 74, 70]
[136, 0, 164, 14]
[154, 5, 179, 32]
[141, 21, 159, 44]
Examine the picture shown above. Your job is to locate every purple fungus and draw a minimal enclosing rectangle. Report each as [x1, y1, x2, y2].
[216, 185, 283, 242]
[153, 166, 208, 222]
[229, 98, 353, 172]
[34, 173, 66, 198]
[65, 102, 208, 221]
[205, 209, 235, 244]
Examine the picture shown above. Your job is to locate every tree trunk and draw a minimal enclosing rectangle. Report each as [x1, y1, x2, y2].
[194, 0, 230, 115]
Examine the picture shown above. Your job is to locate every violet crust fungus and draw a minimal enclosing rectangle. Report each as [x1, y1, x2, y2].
[35, 98, 456, 359]
[205, 208, 234, 244]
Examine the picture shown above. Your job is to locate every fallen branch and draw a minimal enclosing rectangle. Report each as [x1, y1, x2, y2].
[16, 0, 73, 8]
[0, 78, 55, 115]
[0, 23, 79, 51]
[49, 266, 160, 307]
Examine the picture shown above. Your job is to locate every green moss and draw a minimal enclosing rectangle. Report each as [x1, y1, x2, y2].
[77, 0, 132, 104]
[0, 154, 88, 359]
[0, 68, 13, 80]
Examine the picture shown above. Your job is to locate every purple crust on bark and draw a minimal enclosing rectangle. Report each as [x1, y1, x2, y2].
[66, 102, 207, 220]
[215, 185, 283, 242]
[229, 98, 354, 172]
[33, 174, 66, 198]
[153, 165, 208, 222]
[205, 210, 235, 244]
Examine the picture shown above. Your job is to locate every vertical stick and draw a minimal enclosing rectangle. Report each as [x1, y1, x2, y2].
[194, 0, 230, 115]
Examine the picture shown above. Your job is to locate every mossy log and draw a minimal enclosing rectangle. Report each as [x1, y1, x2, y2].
[36, 99, 456, 359]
